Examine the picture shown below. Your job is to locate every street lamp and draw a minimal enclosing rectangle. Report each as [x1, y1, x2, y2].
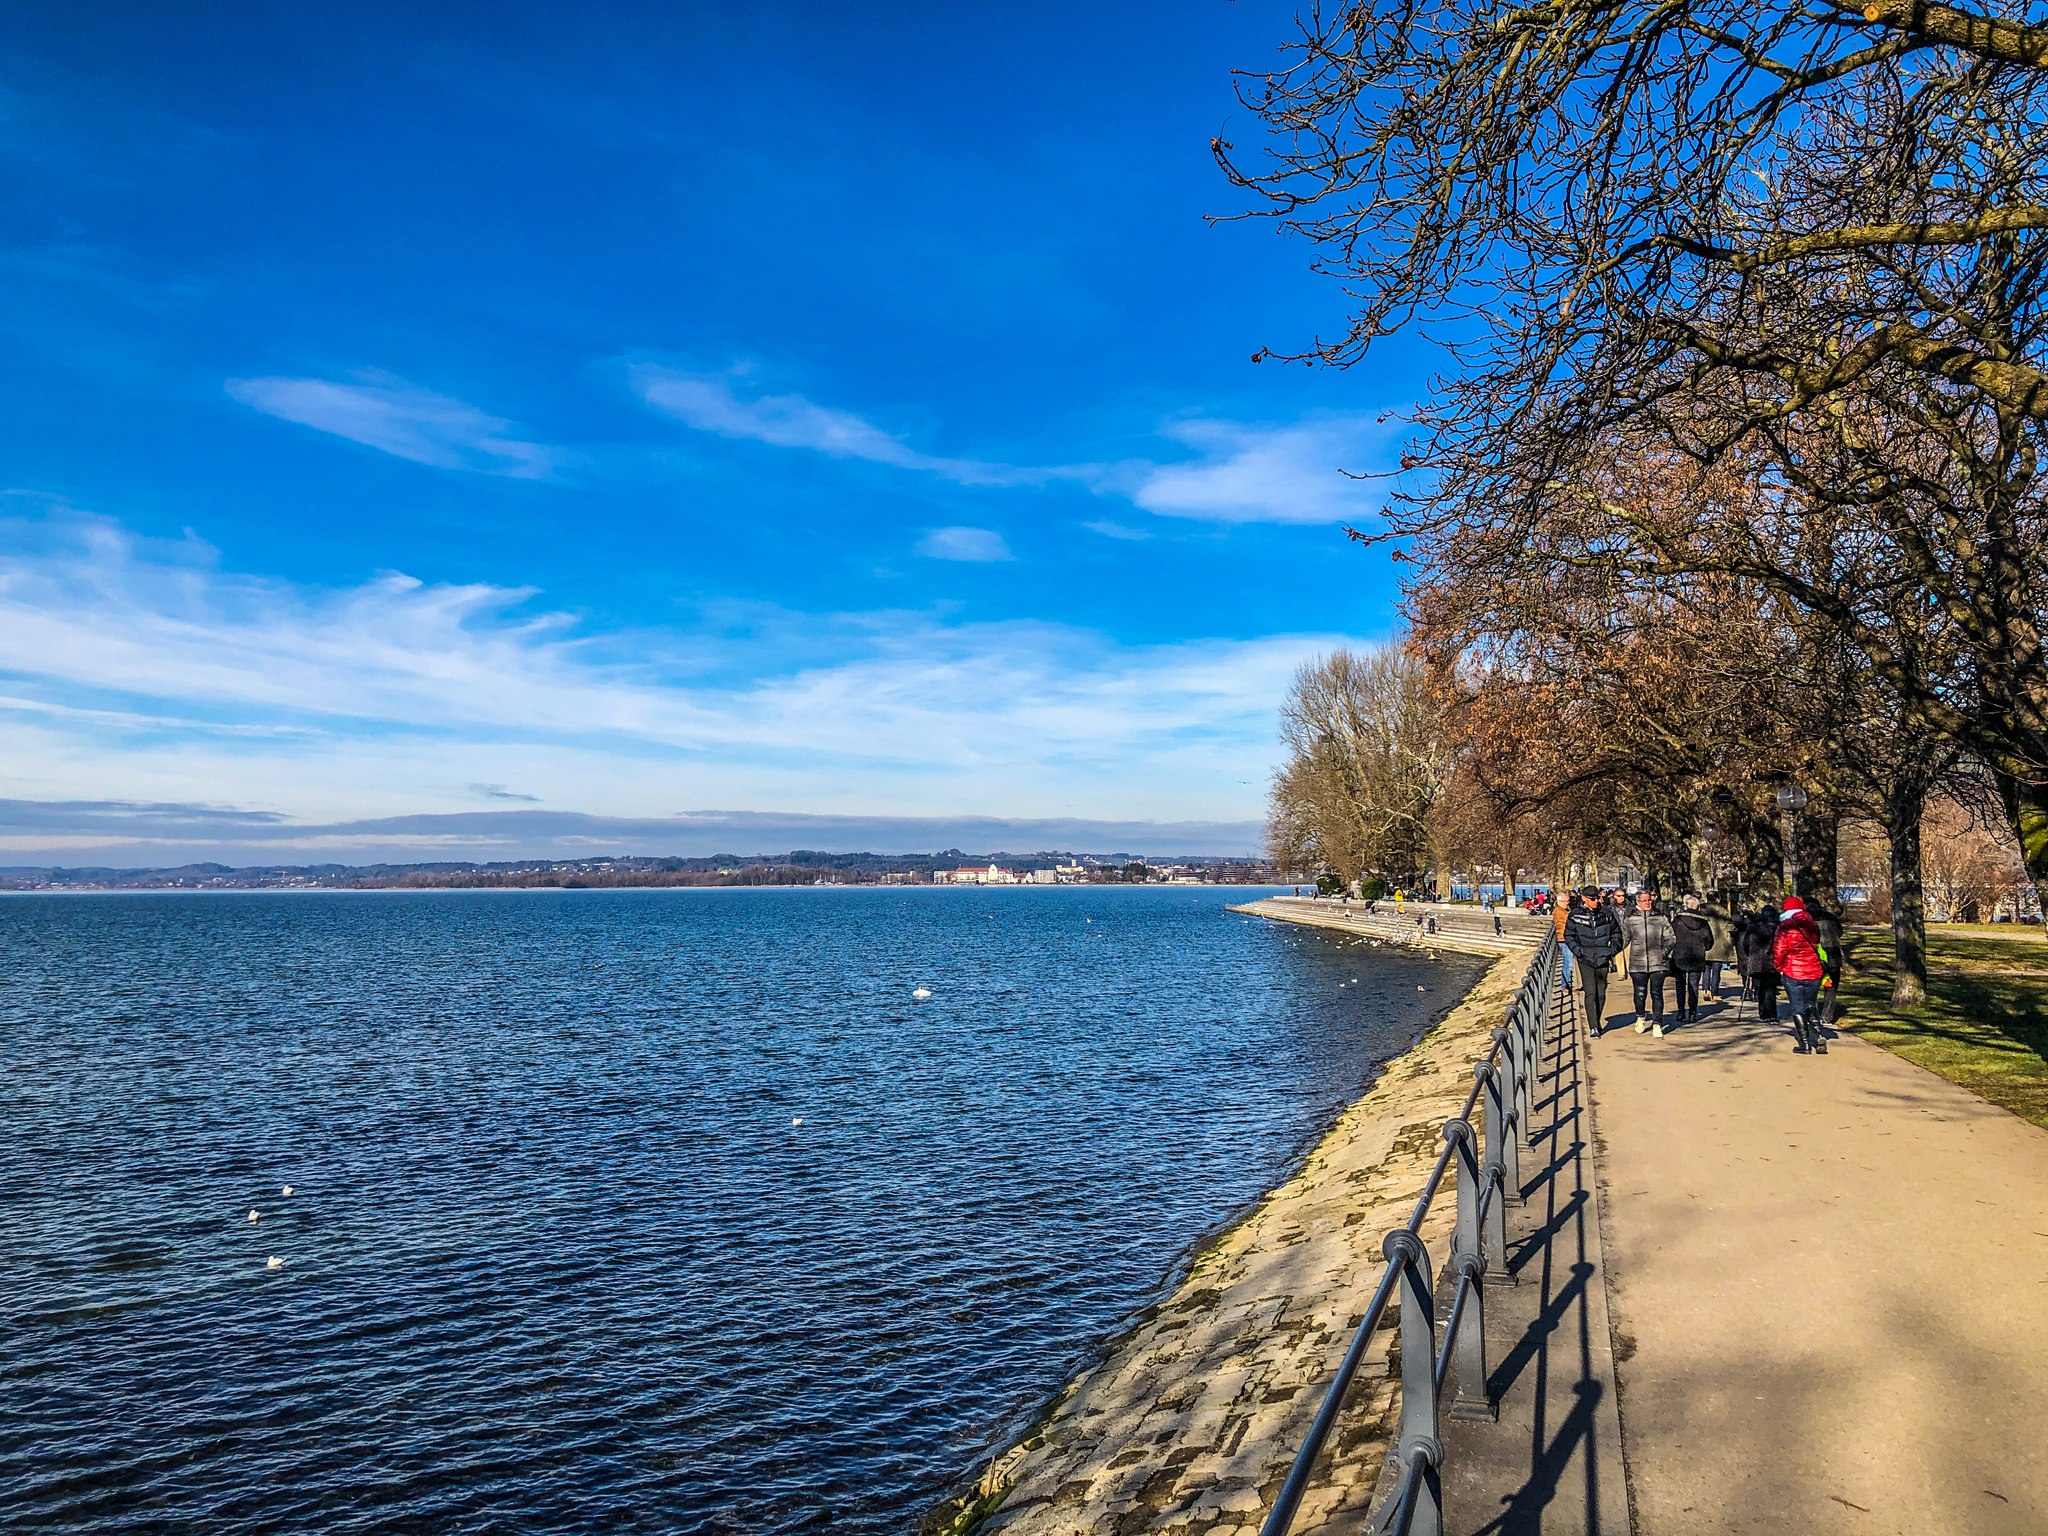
[1775, 783, 1809, 896]
[1699, 823, 1721, 894]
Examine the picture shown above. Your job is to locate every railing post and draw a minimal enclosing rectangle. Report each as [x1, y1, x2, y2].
[1448, 1251, 1494, 1422]
[1443, 1116, 1496, 1423]
[1446, 1115, 1482, 1279]
[1481, 1151, 1511, 1283]
[1516, 987, 1537, 1146]
[1383, 1229, 1442, 1536]
[1493, 1025, 1523, 1205]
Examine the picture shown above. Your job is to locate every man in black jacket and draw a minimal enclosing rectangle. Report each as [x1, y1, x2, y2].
[1564, 885, 1626, 1036]
[1737, 906, 1782, 1021]
[1670, 894, 1715, 1025]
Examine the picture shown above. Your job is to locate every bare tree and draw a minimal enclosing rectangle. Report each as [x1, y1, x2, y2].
[1268, 645, 1453, 886]
[1221, 0, 2048, 926]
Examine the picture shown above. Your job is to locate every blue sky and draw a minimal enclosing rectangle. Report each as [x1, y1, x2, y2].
[0, 1, 1423, 864]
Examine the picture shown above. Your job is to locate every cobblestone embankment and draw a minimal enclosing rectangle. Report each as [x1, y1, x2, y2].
[928, 928, 1527, 1536]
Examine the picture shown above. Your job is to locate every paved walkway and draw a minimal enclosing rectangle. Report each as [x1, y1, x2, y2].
[1248, 898, 1545, 958]
[1441, 975, 1628, 1536]
[1584, 980, 2048, 1532]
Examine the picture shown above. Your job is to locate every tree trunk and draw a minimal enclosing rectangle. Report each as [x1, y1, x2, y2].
[1888, 782, 1930, 1006]
[1795, 802, 1841, 912]
[1744, 817, 1784, 898]
[1994, 769, 2048, 936]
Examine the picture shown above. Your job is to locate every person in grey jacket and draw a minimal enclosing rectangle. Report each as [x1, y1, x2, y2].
[1623, 891, 1677, 1036]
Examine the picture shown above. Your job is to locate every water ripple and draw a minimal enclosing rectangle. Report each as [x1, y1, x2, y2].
[0, 886, 1484, 1533]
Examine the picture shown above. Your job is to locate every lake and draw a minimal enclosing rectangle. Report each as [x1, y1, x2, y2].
[0, 886, 1488, 1534]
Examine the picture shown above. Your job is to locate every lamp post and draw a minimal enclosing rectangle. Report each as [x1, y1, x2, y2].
[1775, 783, 1809, 897]
[1699, 822, 1721, 896]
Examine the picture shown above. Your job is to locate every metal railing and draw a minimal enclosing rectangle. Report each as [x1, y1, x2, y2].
[1258, 929, 1564, 1536]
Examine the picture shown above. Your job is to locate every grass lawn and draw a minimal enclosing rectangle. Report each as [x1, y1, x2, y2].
[1838, 925, 2048, 1131]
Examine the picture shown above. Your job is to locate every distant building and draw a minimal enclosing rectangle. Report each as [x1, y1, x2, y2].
[935, 864, 1019, 885]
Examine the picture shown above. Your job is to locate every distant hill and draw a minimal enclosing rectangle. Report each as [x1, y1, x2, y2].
[0, 852, 1287, 891]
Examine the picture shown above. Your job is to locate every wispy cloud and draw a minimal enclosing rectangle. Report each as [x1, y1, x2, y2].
[468, 783, 541, 802]
[0, 512, 1382, 826]
[1131, 418, 1390, 525]
[635, 366, 1040, 487]
[1083, 519, 1151, 541]
[635, 365, 1396, 526]
[916, 526, 1014, 562]
[226, 372, 556, 477]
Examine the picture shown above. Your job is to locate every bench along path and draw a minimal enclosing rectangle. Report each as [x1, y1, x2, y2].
[1585, 980, 2048, 1532]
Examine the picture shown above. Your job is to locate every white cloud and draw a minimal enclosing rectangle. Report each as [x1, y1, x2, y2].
[636, 367, 1400, 527]
[226, 373, 555, 478]
[635, 366, 1039, 487]
[916, 526, 1014, 562]
[1132, 418, 1391, 525]
[0, 513, 1384, 824]
[1083, 519, 1151, 541]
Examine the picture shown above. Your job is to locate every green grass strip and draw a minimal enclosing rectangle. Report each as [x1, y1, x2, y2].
[1838, 927, 2048, 1131]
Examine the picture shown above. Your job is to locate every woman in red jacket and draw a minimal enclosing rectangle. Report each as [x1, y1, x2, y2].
[1771, 896, 1829, 1055]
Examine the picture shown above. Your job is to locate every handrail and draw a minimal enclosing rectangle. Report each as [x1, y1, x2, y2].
[1257, 929, 1563, 1536]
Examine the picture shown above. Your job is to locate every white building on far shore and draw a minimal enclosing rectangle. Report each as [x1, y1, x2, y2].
[933, 864, 1019, 885]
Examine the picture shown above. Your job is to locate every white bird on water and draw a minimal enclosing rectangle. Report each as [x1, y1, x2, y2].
[266, 1256, 285, 1269]
[281, 1186, 293, 1196]
[791, 1116, 804, 1126]
[912, 987, 932, 1000]
[249, 1210, 260, 1222]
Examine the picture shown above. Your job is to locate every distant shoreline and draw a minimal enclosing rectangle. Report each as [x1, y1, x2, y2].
[0, 881, 1303, 897]
[1, 855, 1292, 894]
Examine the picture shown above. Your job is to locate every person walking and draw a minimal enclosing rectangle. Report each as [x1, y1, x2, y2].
[1737, 904, 1782, 1023]
[1564, 885, 1625, 1036]
[1670, 894, 1714, 1025]
[1552, 896, 1573, 988]
[1772, 895, 1831, 1054]
[1623, 890, 1677, 1036]
[1701, 895, 1737, 996]
[1813, 900, 1845, 1029]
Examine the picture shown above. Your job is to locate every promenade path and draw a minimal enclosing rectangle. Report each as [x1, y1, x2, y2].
[1250, 895, 1546, 957]
[1586, 981, 2048, 1532]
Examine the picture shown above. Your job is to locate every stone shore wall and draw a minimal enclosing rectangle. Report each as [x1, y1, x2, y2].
[927, 923, 1529, 1536]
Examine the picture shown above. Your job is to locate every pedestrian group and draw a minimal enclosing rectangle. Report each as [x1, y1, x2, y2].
[1560, 883, 1841, 1052]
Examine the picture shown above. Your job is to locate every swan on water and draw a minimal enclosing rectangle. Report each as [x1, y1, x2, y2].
[282, 1186, 293, 1196]
[792, 1116, 804, 1126]
[266, 1256, 285, 1269]
[249, 1210, 260, 1222]
[912, 987, 932, 1000]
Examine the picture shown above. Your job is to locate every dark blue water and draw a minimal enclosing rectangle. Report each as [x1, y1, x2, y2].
[0, 886, 1486, 1534]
